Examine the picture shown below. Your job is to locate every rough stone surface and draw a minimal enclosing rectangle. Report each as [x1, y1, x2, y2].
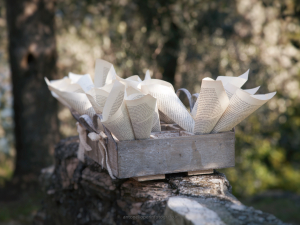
[165, 197, 225, 225]
[33, 137, 288, 225]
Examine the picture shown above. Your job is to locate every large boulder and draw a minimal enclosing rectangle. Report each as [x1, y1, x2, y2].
[33, 137, 287, 225]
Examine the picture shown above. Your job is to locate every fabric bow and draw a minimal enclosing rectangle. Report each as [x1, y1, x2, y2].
[76, 122, 116, 179]
[88, 132, 116, 179]
[76, 122, 92, 162]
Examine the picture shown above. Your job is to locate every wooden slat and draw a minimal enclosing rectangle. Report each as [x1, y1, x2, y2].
[179, 131, 194, 136]
[103, 126, 119, 176]
[150, 130, 180, 139]
[85, 127, 119, 177]
[86, 128, 235, 180]
[161, 124, 181, 131]
[86, 135, 100, 164]
[117, 131, 235, 178]
[133, 174, 165, 182]
[188, 169, 214, 176]
[150, 135, 158, 139]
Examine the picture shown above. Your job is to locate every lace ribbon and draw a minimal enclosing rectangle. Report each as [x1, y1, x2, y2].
[76, 122, 92, 161]
[88, 132, 115, 179]
[76, 122, 115, 179]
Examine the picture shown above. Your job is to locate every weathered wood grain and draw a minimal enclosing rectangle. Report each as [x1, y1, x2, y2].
[102, 126, 118, 176]
[85, 128, 119, 176]
[133, 174, 165, 181]
[86, 135, 100, 164]
[188, 169, 214, 176]
[85, 129, 235, 179]
[161, 124, 181, 131]
[116, 131, 235, 178]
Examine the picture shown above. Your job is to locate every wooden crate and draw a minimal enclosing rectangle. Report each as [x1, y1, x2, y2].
[85, 125, 235, 181]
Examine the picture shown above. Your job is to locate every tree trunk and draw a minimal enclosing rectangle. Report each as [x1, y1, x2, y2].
[5, 0, 59, 178]
[136, 1, 182, 86]
[157, 22, 181, 86]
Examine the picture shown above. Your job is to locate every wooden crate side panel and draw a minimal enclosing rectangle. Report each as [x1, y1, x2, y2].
[117, 132, 235, 178]
[106, 135, 119, 177]
[85, 133, 119, 177]
[86, 136, 101, 164]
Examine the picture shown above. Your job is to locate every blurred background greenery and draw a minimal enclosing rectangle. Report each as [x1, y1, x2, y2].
[0, 0, 300, 224]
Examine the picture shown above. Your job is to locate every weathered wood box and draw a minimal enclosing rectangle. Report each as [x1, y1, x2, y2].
[85, 123, 235, 181]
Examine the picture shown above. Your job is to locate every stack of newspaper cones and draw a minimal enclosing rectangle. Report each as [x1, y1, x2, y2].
[45, 59, 276, 141]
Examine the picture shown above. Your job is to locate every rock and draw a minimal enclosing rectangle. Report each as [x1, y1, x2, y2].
[165, 197, 225, 225]
[34, 137, 288, 225]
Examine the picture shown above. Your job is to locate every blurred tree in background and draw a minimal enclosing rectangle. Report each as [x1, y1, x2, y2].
[1, 0, 300, 197]
[5, 0, 59, 179]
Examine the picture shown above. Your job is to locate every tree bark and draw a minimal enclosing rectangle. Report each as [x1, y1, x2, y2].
[5, 0, 59, 177]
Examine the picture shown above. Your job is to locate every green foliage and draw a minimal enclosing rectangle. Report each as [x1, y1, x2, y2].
[0, 0, 300, 197]
[222, 96, 300, 196]
[54, 0, 300, 197]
